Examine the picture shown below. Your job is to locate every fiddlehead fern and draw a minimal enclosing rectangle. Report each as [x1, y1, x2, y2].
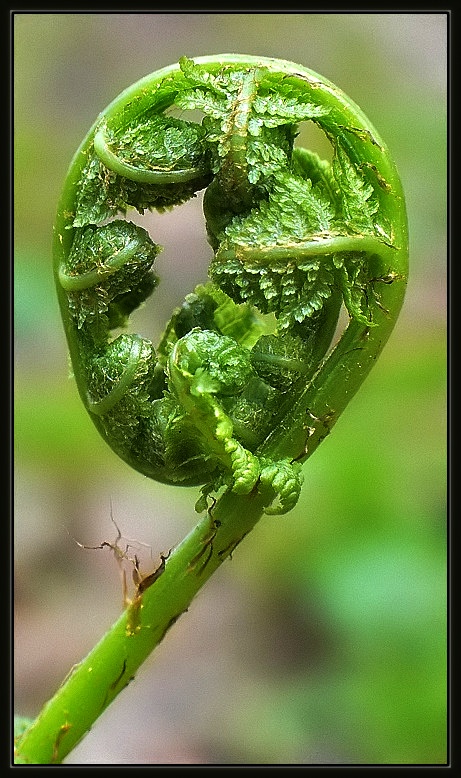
[53, 54, 408, 515]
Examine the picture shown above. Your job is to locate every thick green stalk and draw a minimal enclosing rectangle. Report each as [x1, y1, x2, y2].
[14, 488, 273, 764]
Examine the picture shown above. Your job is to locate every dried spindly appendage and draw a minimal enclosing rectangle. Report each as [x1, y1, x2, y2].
[53, 54, 408, 514]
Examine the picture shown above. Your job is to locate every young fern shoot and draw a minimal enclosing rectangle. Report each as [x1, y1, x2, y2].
[51, 54, 408, 513]
[15, 54, 408, 764]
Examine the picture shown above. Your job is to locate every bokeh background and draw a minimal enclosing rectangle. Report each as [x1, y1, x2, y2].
[14, 12, 447, 765]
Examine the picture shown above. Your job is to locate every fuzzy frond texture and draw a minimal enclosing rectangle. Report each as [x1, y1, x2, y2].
[56, 55, 398, 513]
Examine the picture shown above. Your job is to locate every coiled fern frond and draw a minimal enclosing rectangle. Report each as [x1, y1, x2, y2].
[53, 54, 408, 514]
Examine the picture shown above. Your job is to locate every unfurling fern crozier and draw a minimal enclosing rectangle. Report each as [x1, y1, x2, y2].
[53, 54, 408, 516]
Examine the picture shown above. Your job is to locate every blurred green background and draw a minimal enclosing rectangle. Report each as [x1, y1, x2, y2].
[13, 13, 447, 765]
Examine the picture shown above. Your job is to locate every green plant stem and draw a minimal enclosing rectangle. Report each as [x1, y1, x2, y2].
[14, 488, 273, 764]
